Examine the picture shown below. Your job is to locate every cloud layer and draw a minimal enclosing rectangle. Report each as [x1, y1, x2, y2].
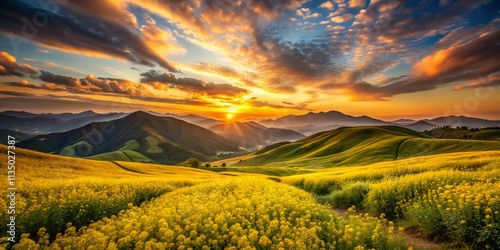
[0, 0, 499, 117]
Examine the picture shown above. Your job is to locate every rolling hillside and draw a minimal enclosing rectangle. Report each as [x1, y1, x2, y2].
[18, 111, 239, 164]
[232, 126, 500, 168]
[0, 144, 224, 180]
[424, 127, 500, 141]
[209, 121, 304, 148]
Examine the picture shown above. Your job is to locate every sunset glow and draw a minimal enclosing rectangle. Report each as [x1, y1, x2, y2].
[0, 0, 498, 120]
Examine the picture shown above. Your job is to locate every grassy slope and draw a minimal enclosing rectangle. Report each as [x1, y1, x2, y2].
[424, 127, 500, 141]
[231, 126, 500, 168]
[0, 145, 225, 181]
[86, 150, 154, 163]
[118, 139, 141, 150]
[59, 141, 93, 156]
[17, 111, 239, 164]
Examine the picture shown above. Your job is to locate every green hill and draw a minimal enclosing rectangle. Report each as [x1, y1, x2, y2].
[86, 150, 154, 163]
[424, 127, 500, 141]
[18, 111, 239, 164]
[233, 126, 500, 168]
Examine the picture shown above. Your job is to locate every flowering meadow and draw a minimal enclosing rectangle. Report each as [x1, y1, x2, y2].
[8, 178, 406, 250]
[1, 146, 499, 249]
[282, 151, 500, 249]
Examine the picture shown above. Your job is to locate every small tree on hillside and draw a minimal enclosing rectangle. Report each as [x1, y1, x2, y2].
[205, 163, 211, 168]
[222, 162, 226, 167]
[179, 157, 200, 168]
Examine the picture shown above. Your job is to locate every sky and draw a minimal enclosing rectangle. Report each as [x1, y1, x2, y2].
[0, 0, 499, 121]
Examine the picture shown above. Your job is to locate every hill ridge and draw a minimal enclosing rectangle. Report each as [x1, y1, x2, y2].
[18, 111, 239, 164]
[233, 126, 500, 168]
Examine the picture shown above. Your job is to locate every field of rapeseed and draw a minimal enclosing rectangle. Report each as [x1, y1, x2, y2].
[277, 151, 500, 249]
[9, 178, 405, 250]
[1, 145, 499, 249]
[0, 178, 195, 243]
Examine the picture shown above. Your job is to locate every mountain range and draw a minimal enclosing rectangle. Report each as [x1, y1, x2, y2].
[3, 109, 500, 166]
[2, 109, 499, 137]
[209, 121, 304, 148]
[18, 111, 239, 164]
[0, 110, 127, 134]
[261, 110, 500, 134]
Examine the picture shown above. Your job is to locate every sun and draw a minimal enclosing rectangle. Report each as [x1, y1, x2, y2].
[226, 113, 234, 120]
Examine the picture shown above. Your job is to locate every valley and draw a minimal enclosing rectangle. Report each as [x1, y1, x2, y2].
[1, 110, 500, 249]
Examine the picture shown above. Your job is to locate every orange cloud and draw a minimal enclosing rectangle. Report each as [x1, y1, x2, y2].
[140, 15, 186, 56]
[319, 1, 334, 10]
[413, 50, 450, 77]
[331, 13, 353, 23]
[0, 51, 38, 76]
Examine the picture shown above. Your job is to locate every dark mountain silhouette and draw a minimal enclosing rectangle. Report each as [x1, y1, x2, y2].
[0, 114, 64, 134]
[0, 111, 127, 134]
[424, 116, 500, 128]
[402, 121, 438, 132]
[0, 128, 35, 142]
[391, 119, 417, 125]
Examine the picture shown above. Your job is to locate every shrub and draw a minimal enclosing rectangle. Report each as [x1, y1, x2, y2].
[179, 157, 200, 168]
[402, 182, 500, 248]
[329, 182, 370, 209]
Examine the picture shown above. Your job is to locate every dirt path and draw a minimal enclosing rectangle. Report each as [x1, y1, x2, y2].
[332, 208, 441, 250]
[394, 137, 411, 160]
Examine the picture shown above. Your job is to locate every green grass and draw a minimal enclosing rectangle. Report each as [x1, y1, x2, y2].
[2, 144, 499, 249]
[59, 141, 92, 157]
[207, 165, 314, 176]
[118, 139, 141, 150]
[145, 136, 163, 153]
[232, 126, 500, 168]
[87, 150, 154, 163]
[425, 127, 500, 141]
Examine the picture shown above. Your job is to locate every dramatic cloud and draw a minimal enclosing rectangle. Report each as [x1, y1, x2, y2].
[0, 1, 179, 72]
[23, 58, 76, 72]
[0, 0, 498, 119]
[36, 70, 152, 96]
[344, 30, 500, 100]
[3, 80, 41, 89]
[0, 90, 37, 97]
[39, 70, 80, 87]
[453, 74, 500, 91]
[140, 15, 186, 56]
[248, 97, 308, 110]
[187, 62, 258, 87]
[0, 52, 38, 77]
[131, 0, 331, 91]
[63, 0, 138, 28]
[140, 70, 249, 97]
